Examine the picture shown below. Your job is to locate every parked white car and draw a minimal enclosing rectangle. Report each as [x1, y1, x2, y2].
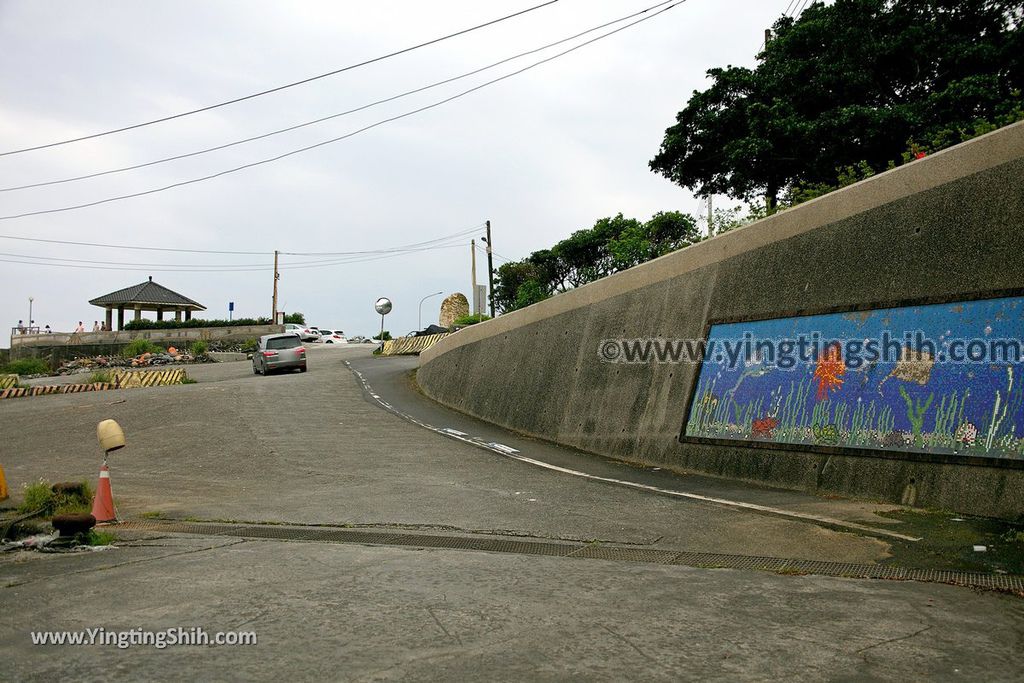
[318, 329, 348, 344]
[284, 323, 320, 342]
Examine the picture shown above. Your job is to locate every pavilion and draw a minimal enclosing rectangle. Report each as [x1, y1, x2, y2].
[89, 276, 206, 331]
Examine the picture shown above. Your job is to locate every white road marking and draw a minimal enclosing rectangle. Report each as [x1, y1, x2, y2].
[442, 428, 469, 436]
[345, 362, 921, 543]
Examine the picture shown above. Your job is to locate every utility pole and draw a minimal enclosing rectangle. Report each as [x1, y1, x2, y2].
[484, 220, 495, 318]
[707, 195, 713, 237]
[470, 239, 478, 316]
[271, 250, 279, 322]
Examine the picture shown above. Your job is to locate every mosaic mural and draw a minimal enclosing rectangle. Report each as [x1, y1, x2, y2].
[684, 295, 1024, 460]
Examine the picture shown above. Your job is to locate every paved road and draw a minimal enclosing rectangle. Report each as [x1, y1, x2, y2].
[2, 344, 1022, 680]
[2, 345, 890, 560]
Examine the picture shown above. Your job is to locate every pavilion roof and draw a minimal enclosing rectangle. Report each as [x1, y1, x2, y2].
[89, 277, 206, 310]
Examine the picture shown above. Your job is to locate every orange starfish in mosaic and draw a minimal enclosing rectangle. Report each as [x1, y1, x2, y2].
[813, 343, 846, 400]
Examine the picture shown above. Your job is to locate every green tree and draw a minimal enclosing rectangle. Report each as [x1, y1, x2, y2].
[494, 211, 705, 313]
[650, 0, 1024, 208]
[608, 211, 701, 270]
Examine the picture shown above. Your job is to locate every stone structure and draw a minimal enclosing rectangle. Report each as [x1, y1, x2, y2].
[438, 293, 470, 328]
[418, 121, 1024, 519]
[89, 276, 206, 331]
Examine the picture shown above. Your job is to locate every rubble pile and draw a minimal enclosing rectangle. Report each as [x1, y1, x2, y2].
[57, 346, 211, 376]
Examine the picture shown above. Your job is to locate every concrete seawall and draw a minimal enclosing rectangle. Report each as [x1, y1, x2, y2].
[418, 121, 1024, 519]
[8, 324, 282, 365]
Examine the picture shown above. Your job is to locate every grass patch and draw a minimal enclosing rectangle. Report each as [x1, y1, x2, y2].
[140, 511, 164, 519]
[85, 529, 116, 546]
[2, 358, 50, 376]
[18, 479, 93, 517]
[240, 338, 258, 353]
[189, 340, 208, 356]
[879, 508, 1024, 574]
[180, 377, 198, 384]
[121, 339, 165, 358]
[88, 370, 113, 384]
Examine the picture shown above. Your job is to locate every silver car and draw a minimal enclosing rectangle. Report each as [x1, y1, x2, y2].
[253, 333, 307, 375]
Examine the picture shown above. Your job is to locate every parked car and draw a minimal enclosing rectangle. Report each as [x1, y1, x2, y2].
[319, 330, 348, 344]
[253, 333, 307, 375]
[284, 323, 319, 342]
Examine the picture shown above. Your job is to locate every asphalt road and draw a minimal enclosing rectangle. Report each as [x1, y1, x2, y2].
[2, 345, 891, 560]
[1, 344, 1022, 681]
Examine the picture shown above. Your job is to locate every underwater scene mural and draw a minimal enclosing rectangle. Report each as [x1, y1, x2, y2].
[684, 295, 1024, 460]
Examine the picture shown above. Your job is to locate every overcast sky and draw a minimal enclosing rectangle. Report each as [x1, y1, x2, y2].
[0, 1, 784, 337]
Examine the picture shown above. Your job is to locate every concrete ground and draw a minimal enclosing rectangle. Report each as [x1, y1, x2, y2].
[1, 344, 1022, 680]
[3, 535, 1023, 682]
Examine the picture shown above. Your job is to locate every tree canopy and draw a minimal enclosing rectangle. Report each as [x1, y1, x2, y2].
[650, 0, 1024, 208]
[493, 212, 702, 313]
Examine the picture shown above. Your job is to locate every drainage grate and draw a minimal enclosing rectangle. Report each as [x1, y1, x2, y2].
[115, 520, 1023, 595]
[570, 546, 680, 564]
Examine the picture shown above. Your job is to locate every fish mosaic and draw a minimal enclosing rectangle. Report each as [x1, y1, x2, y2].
[683, 295, 1024, 460]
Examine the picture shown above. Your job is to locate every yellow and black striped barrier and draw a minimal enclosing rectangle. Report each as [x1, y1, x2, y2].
[112, 368, 186, 388]
[380, 333, 450, 356]
[0, 374, 17, 390]
[0, 368, 189, 400]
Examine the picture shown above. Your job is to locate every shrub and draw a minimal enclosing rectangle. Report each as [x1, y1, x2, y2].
[122, 311, 307, 331]
[121, 339, 165, 358]
[189, 340, 208, 356]
[240, 338, 259, 353]
[18, 479, 93, 516]
[3, 358, 50, 375]
[452, 314, 491, 327]
[88, 370, 113, 384]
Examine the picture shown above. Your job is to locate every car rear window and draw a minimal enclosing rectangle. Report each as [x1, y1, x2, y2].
[266, 336, 301, 350]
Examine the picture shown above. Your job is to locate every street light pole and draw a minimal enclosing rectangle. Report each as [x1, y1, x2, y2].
[418, 291, 443, 329]
[271, 250, 279, 323]
[28, 297, 33, 331]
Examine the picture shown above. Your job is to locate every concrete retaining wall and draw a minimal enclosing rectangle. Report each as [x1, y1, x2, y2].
[418, 121, 1024, 519]
[9, 324, 282, 365]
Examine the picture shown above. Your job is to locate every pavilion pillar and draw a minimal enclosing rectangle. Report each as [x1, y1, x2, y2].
[134, 306, 142, 322]
[185, 310, 192, 322]
[175, 310, 182, 322]
[157, 308, 164, 321]
[117, 307, 124, 331]
[105, 308, 113, 332]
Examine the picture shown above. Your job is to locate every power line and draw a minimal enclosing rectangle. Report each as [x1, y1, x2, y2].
[476, 243, 512, 263]
[0, 0, 688, 221]
[0, 242, 467, 273]
[0, 234, 267, 255]
[0, 251, 271, 268]
[281, 224, 483, 256]
[0, 223, 482, 256]
[0, 1, 675, 193]
[0, 1, 560, 157]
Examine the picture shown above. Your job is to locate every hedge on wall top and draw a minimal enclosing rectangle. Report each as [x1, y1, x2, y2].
[122, 313, 305, 331]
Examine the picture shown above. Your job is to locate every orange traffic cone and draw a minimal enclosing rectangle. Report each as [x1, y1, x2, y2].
[0, 463, 8, 501]
[91, 463, 117, 523]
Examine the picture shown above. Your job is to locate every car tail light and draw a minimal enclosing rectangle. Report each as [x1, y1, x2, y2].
[297, 347, 306, 354]
[262, 351, 275, 357]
